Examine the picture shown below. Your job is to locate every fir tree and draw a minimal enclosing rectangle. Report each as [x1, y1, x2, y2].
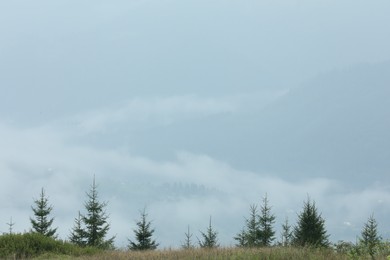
[360, 214, 381, 258]
[82, 177, 115, 249]
[235, 195, 276, 248]
[234, 204, 260, 247]
[234, 228, 248, 247]
[280, 217, 293, 247]
[198, 216, 219, 248]
[258, 194, 276, 246]
[128, 208, 159, 251]
[30, 188, 57, 238]
[246, 204, 261, 247]
[293, 197, 329, 247]
[181, 225, 195, 249]
[69, 211, 86, 247]
[6, 217, 15, 235]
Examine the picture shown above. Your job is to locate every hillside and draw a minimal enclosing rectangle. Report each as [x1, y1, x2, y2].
[229, 62, 390, 183]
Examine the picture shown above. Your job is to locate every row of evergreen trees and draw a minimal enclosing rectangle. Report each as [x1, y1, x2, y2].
[15, 177, 383, 254]
[28, 178, 115, 249]
[232, 195, 329, 248]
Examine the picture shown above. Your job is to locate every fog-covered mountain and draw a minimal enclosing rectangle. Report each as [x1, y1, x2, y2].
[96, 62, 390, 185]
[233, 62, 390, 182]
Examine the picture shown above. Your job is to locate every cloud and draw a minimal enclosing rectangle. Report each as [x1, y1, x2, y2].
[61, 95, 236, 134]
[0, 90, 389, 247]
[50, 92, 287, 135]
[1, 119, 389, 247]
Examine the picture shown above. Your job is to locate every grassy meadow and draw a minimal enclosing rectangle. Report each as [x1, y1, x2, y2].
[2, 232, 389, 259]
[32, 247, 382, 260]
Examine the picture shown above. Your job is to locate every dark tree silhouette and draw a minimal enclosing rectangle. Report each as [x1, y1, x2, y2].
[235, 195, 276, 247]
[181, 225, 195, 249]
[280, 217, 293, 247]
[234, 205, 260, 247]
[198, 216, 219, 248]
[293, 197, 329, 247]
[80, 177, 115, 249]
[128, 208, 159, 251]
[69, 211, 86, 247]
[360, 214, 381, 258]
[30, 188, 57, 238]
[258, 194, 276, 246]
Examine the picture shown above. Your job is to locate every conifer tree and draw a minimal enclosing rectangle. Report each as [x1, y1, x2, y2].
[247, 204, 261, 247]
[235, 195, 276, 248]
[234, 205, 260, 247]
[258, 194, 276, 246]
[181, 225, 195, 249]
[293, 197, 329, 247]
[81, 177, 115, 249]
[69, 211, 86, 246]
[6, 217, 15, 235]
[198, 216, 219, 248]
[128, 208, 159, 251]
[234, 228, 248, 247]
[360, 214, 381, 258]
[30, 188, 57, 238]
[280, 217, 293, 247]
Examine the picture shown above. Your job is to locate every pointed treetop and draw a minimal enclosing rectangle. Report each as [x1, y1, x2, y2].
[198, 216, 219, 248]
[292, 197, 329, 247]
[128, 208, 159, 251]
[30, 188, 57, 238]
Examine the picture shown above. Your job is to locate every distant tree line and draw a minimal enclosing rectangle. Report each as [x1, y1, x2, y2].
[1, 177, 387, 258]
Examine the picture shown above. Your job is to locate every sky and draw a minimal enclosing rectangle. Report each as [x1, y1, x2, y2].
[1, 0, 390, 248]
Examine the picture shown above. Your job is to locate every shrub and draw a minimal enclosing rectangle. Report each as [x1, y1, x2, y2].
[0, 232, 100, 258]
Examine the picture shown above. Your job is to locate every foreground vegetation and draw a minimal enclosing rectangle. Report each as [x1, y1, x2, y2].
[0, 233, 100, 259]
[33, 246, 390, 260]
[71, 247, 347, 260]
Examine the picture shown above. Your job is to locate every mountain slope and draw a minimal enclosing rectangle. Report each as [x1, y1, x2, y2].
[235, 62, 390, 182]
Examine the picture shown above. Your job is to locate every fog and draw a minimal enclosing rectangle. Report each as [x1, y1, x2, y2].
[1, 0, 389, 248]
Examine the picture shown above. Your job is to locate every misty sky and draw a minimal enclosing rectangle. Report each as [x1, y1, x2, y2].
[1, 0, 390, 248]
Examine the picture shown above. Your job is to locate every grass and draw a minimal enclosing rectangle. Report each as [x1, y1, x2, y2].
[47, 247, 354, 260]
[0, 233, 100, 259]
[2, 233, 388, 259]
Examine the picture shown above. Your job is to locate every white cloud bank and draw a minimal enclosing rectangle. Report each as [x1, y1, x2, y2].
[46, 91, 287, 135]
[1, 98, 389, 248]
